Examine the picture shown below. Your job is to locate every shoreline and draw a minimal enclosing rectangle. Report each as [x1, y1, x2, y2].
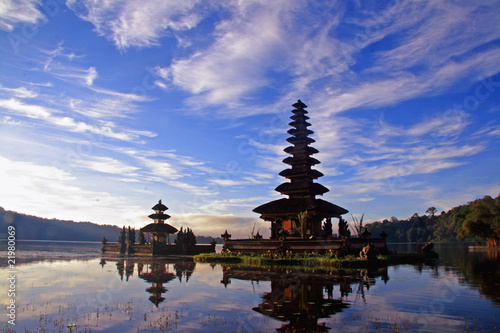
[194, 251, 438, 269]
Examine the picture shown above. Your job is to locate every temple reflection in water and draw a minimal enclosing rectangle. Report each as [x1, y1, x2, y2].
[100, 257, 388, 331]
[221, 266, 388, 332]
[100, 257, 195, 307]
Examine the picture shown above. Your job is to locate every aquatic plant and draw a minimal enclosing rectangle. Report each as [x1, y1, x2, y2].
[350, 213, 365, 237]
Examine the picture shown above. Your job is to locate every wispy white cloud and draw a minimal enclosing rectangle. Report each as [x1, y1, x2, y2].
[487, 127, 500, 137]
[67, 0, 206, 50]
[48, 65, 98, 86]
[0, 86, 37, 98]
[2, 115, 27, 126]
[38, 44, 99, 86]
[156, 0, 296, 108]
[0, 98, 52, 118]
[74, 156, 140, 177]
[25, 81, 53, 87]
[69, 95, 142, 119]
[207, 176, 269, 187]
[198, 197, 268, 215]
[0, 98, 156, 142]
[89, 87, 152, 102]
[107, 146, 222, 197]
[168, 181, 216, 196]
[0, 0, 45, 31]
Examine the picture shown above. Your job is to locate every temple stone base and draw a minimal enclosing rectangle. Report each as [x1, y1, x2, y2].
[101, 242, 215, 256]
[223, 237, 387, 255]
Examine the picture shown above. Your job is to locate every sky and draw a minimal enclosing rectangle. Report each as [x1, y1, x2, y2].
[0, 0, 499, 238]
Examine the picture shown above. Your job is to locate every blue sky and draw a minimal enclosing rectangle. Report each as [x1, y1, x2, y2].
[0, 0, 499, 238]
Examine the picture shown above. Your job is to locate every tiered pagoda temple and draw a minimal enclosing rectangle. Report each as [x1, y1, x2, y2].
[253, 100, 348, 239]
[223, 100, 387, 254]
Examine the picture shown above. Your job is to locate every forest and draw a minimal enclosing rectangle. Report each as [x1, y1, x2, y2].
[0, 207, 222, 244]
[0, 206, 122, 241]
[365, 194, 500, 246]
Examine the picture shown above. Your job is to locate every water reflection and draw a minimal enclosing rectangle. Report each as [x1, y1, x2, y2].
[3, 241, 499, 332]
[221, 266, 388, 331]
[101, 257, 196, 306]
[457, 248, 500, 305]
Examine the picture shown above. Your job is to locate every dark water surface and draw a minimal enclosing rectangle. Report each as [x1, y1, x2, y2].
[1, 242, 499, 332]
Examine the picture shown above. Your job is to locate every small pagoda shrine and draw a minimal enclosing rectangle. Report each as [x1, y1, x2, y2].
[101, 199, 216, 256]
[141, 200, 178, 245]
[253, 100, 348, 239]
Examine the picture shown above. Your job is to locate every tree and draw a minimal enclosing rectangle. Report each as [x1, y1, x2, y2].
[127, 226, 135, 246]
[138, 230, 146, 245]
[117, 226, 126, 243]
[458, 196, 500, 247]
[293, 211, 308, 238]
[175, 227, 185, 248]
[176, 227, 197, 254]
[350, 213, 365, 237]
[426, 207, 437, 217]
[117, 226, 126, 253]
[322, 218, 333, 238]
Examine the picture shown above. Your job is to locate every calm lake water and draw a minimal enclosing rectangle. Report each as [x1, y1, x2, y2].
[1, 241, 499, 332]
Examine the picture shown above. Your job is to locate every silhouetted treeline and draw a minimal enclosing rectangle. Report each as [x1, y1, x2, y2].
[365, 194, 500, 244]
[0, 206, 121, 241]
[0, 206, 223, 244]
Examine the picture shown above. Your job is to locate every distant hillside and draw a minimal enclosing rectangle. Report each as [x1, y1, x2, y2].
[365, 194, 499, 243]
[0, 207, 223, 244]
[0, 207, 121, 241]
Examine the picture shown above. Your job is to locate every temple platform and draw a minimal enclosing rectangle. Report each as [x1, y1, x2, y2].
[223, 237, 387, 255]
[101, 242, 216, 256]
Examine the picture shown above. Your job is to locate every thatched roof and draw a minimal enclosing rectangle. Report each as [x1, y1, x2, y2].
[148, 213, 171, 220]
[275, 181, 329, 196]
[141, 223, 178, 234]
[293, 99, 307, 109]
[279, 168, 323, 179]
[152, 200, 168, 211]
[253, 197, 348, 219]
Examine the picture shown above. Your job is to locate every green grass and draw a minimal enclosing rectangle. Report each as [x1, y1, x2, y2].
[194, 251, 436, 268]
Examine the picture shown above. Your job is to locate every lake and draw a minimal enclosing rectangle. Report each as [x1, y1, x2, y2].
[1, 241, 499, 332]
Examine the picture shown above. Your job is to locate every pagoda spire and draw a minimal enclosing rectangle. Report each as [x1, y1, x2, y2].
[149, 199, 171, 224]
[276, 100, 329, 199]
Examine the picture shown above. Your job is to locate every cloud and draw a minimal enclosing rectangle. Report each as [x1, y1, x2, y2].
[36, 44, 99, 86]
[487, 127, 500, 137]
[117, 147, 210, 179]
[171, 213, 265, 238]
[68, 89, 150, 119]
[90, 87, 152, 102]
[198, 197, 268, 214]
[0, 98, 156, 142]
[48, 65, 98, 86]
[0, 86, 38, 98]
[67, 0, 206, 50]
[167, 181, 216, 196]
[0, 0, 46, 31]
[0, 98, 52, 118]
[155, 0, 297, 108]
[373, 2, 500, 73]
[0, 155, 145, 226]
[109, 146, 221, 196]
[207, 177, 269, 187]
[74, 156, 140, 177]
